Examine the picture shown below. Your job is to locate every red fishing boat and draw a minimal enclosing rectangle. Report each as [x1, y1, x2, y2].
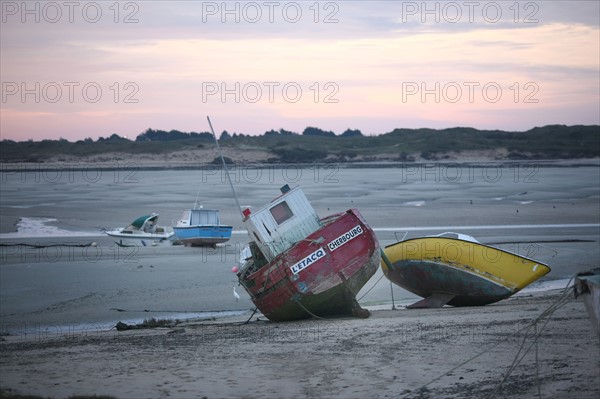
[236, 185, 380, 321]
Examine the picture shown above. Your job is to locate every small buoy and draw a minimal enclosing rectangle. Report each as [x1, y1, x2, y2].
[232, 266, 239, 273]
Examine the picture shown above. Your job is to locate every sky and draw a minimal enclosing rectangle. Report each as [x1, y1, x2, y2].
[1, 0, 599, 141]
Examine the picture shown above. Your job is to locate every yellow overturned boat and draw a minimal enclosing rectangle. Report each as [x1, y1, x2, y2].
[381, 232, 551, 308]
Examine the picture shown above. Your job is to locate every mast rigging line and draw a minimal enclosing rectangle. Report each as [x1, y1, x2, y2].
[207, 116, 244, 221]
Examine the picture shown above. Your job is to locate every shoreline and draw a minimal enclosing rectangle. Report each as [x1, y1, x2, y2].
[0, 279, 572, 338]
[1, 158, 599, 172]
[1, 289, 598, 399]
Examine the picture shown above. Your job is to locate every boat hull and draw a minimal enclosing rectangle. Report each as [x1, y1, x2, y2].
[382, 237, 551, 307]
[105, 229, 174, 240]
[239, 209, 380, 321]
[173, 225, 232, 246]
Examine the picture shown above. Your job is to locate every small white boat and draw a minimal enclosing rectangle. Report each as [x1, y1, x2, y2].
[106, 213, 174, 240]
[173, 208, 232, 247]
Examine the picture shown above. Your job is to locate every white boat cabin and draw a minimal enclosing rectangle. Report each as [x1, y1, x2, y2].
[243, 185, 322, 262]
[176, 209, 221, 227]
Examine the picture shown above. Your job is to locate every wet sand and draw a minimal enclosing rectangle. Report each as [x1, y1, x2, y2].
[1, 164, 599, 397]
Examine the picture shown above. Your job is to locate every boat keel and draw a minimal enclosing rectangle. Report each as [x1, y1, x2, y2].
[406, 292, 456, 309]
[350, 297, 370, 318]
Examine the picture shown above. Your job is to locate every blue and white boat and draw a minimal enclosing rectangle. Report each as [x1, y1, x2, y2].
[173, 208, 233, 247]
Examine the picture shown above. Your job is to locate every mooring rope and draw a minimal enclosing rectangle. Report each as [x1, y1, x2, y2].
[294, 299, 326, 320]
[403, 277, 575, 398]
[241, 307, 259, 324]
[357, 272, 385, 301]
[494, 277, 575, 397]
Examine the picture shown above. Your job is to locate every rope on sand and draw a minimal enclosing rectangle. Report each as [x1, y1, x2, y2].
[494, 277, 575, 398]
[241, 307, 259, 324]
[403, 277, 575, 398]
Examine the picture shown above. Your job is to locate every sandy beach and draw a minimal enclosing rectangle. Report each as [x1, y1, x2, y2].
[1, 289, 599, 399]
[1, 164, 599, 398]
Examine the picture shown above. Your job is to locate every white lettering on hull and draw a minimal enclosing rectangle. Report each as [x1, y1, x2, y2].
[289, 225, 364, 275]
[327, 225, 363, 252]
[290, 247, 326, 275]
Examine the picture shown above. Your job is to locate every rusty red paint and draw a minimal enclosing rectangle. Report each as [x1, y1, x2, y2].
[239, 209, 380, 321]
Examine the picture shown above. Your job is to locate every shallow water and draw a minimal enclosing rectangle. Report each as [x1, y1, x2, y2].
[1, 164, 599, 233]
[1, 165, 599, 333]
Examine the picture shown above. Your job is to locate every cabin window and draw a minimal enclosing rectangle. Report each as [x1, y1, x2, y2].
[270, 201, 293, 225]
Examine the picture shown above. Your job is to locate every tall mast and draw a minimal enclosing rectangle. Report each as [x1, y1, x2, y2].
[207, 116, 244, 220]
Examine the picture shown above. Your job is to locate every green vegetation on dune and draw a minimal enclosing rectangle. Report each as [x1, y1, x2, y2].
[1, 125, 598, 163]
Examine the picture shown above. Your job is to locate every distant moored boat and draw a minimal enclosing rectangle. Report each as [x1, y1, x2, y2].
[105, 213, 174, 241]
[173, 208, 232, 247]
